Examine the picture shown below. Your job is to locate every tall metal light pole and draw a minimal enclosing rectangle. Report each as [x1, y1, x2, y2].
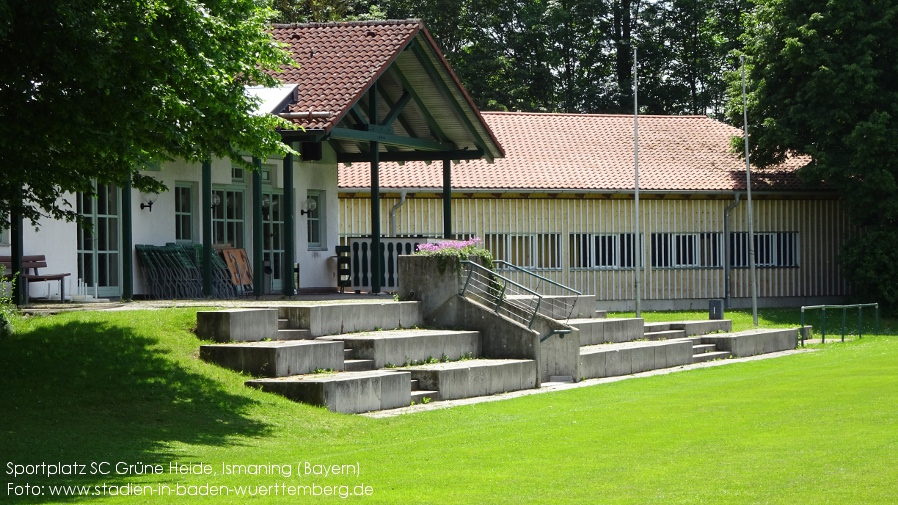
[741, 55, 759, 326]
[633, 47, 642, 318]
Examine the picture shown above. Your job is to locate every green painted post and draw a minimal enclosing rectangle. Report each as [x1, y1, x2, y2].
[858, 306, 863, 339]
[841, 307, 847, 342]
[121, 178, 133, 300]
[252, 158, 264, 298]
[282, 148, 295, 296]
[875, 304, 880, 336]
[800, 307, 806, 346]
[369, 83, 382, 294]
[443, 159, 452, 238]
[10, 206, 23, 306]
[821, 308, 826, 344]
[202, 160, 213, 298]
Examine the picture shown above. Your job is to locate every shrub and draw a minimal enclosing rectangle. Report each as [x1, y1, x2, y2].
[414, 237, 494, 273]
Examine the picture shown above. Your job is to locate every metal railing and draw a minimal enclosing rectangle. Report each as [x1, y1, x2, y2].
[493, 260, 582, 296]
[459, 261, 579, 328]
[347, 237, 438, 292]
[799, 303, 879, 345]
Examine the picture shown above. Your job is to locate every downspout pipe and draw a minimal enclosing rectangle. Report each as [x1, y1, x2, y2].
[389, 190, 407, 238]
[723, 193, 741, 308]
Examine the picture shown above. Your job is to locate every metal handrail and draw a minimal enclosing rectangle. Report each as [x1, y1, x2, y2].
[460, 260, 544, 329]
[493, 260, 582, 295]
[799, 303, 879, 345]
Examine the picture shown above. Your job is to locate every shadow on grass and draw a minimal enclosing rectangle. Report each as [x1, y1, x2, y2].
[0, 317, 272, 502]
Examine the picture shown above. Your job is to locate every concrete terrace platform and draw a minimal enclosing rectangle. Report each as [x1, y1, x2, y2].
[645, 320, 733, 336]
[569, 317, 645, 345]
[246, 370, 411, 414]
[699, 328, 797, 357]
[278, 302, 422, 337]
[200, 340, 344, 377]
[318, 329, 481, 369]
[580, 339, 695, 379]
[400, 359, 537, 401]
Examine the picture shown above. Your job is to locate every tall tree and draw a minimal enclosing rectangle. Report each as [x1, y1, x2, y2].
[0, 0, 294, 226]
[732, 0, 898, 308]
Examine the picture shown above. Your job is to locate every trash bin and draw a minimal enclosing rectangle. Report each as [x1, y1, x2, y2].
[709, 299, 724, 320]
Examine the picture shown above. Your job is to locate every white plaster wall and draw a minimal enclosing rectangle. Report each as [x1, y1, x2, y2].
[295, 143, 340, 290]
[3, 150, 341, 300]
[2, 195, 79, 300]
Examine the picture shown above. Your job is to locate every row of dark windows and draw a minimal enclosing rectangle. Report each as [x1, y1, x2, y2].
[474, 232, 800, 270]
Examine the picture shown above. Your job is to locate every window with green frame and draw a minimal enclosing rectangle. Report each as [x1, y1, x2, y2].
[174, 183, 194, 243]
[306, 191, 324, 250]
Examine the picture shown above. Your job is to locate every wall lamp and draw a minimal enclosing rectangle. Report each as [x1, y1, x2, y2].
[300, 197, 317, 216]
[210, 193, 222, 209]
[140, 194, 158, 212]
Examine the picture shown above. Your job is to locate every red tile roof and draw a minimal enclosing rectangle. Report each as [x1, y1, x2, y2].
[269, 20, 422, 131]
[339, 112, 813, 193]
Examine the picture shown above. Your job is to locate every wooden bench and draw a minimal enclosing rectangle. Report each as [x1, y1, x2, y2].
[0, 255, 71, 303]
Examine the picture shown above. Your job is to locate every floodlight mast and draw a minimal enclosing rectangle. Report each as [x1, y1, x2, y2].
[633, 47, 642, 318]
[741, 55, 759, 327]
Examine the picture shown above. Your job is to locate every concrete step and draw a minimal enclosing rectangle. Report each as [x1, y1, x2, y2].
[692, 350, 732, 363]
[401, 359, 537, 401]
[277, 302, 423, 337]
[344, 359, 376, 372]
[644, 329, 687, 341]
[277, 328, 313, 340]
[698, 328, 798, 357]
[318, 329, 481, 369]
[200, 340, 344, 377]
[579, 339, 694, 379]
[595, 310, 608, 319]
[692, 343, 718, 354]
[569, 317, 645, 345]
[246, 370, 411, 414]
[643, 322, 672, 333]
[278, 318, 289, 330]
[410, 390, 440, 404]
[663, 320, 733, 336]
[196, 309, 279, 342]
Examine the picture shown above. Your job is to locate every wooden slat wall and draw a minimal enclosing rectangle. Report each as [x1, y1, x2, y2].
[339, 195, 849, 300]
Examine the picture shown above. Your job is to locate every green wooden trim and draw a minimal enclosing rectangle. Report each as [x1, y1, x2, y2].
[390, 65, 450, 143]
[336, 149, 484, 163]
[410, 40, 494, 162]
[329, 127, 455, 151]
[382, 90, 411, 127]
[348, 105, 368, 127]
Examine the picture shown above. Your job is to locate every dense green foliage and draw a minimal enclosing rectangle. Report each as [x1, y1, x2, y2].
[0, 0, 294, 226]
[381, 0, 749, 115]
[1, 308, 896, 504]
[734, 0, 898, 309]
[271, 0, 748, 116]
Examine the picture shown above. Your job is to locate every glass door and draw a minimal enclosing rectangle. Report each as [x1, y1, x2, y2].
[262, 192, 285, 291]
[212, 188, 245, 248]
[77, 183, 121, 298]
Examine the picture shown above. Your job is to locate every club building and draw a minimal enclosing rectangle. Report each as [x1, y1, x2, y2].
[2, 20, 849, 309]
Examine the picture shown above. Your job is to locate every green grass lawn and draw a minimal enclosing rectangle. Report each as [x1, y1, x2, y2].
[1, 308, 896, 504]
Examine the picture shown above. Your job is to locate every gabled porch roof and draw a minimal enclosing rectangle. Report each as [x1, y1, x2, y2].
[268, 20, 504, 163]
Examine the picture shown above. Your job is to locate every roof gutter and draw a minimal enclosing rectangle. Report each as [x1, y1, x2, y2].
[723, 193, 741, 308]
[279, 111, 332, 120]
[389, 190, 408, 237]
